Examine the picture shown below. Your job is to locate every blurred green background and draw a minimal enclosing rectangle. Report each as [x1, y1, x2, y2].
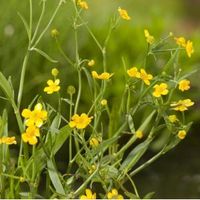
[0, 0, 200, 198]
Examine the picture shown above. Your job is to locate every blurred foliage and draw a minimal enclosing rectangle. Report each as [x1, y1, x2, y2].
[0, 0, 199, 198]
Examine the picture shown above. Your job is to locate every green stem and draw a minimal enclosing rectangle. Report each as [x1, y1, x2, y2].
[32, 0, 64, 48]
[30, 0, 46, 45]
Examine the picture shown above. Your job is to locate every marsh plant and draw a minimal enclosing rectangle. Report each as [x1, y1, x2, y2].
[0, 0, 196, 199]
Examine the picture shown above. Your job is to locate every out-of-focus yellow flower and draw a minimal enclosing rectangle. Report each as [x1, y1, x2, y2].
[0, 136, 17, 145]
[174, 37, 186, 47]
[22, 126, 40, 145]
[107, 189, 124, 199]
[92, 71, 113, 80]
[51, 68, 59, 77]
[127, 67, 140, 78]
[100, 99, 107, 106]
[174, 37, 194, 58]
[80, 189, 96, 199]
[77, 0, 88, 10]
[153, 83, 169, 97]
[89, 137, 100, 148]
[138, 69, 153, 85]
[170, 99, 194, 112]
[168, 115, 179, 123]
[88, 59, 95, 67]
[44, 79, 60, 94]
[144, 29, 155, 44]
[22, 103, 47, 128]
[186, 40, 194, 58]
[89, 164, 96, 174]
[118, 7, 131, 20]
[69, 113, 93, 129]
[178, 79, 190, 92]
[135, 130, 143, 139]
[51, 29, 59, 38]
[178, 130, 187, 140]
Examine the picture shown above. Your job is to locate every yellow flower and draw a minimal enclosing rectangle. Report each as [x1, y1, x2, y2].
[118, 7, 131, 20]
[127, 67, 140, 78]
[107, 189, 124, 199]
[51, 68, 59, 77]
[101, 99, 107, 106]
[80, 189, 96, 199]
[174, 37, 186, 47]
[44, 79, 60, 94]
[168, 115, 179, 123]
[88, 59, 95, 67]
[135, 130, 143, 139]
[91, 71, 113, 80]
[138, 69, 153, 85]
[170, 99, 194, 112]
[153, 83, 169, 97]
[22, 103, 47, 128]
[178, 79, 190, 92]
[178, 130, 187, 140]
[144, 29, 155, 44]
[69, 113, 93, 129]
[77, 0, 88, 10]
[186, 40, 194, 58]
[22, 126, 40, 145]
[0, 136, 17, 145]
[89, 137, 100, 148]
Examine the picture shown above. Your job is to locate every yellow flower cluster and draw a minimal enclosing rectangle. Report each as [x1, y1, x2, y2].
[22, 103, 47, 145]
[127, 67, 153, 85]
[0, 136, 17, 145]
[80, 188, 123, 199]
[92, 71, 113, 80]
[118, 7, 131, 20]
[77, 0, 88, 10]
[174, 36, 194, 58]
[80, 189, 96, 199]
[107, 189, 124, 199]
[170, 99, 194, 112]
[144, 29, 155, 44]
[69, 113, 93, 129]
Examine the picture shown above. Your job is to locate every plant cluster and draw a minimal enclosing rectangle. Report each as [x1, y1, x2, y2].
[0, 0, 196, 199]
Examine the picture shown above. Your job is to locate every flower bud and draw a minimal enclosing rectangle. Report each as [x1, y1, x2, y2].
[51, 68, 59, 77]
[67, 85, 76, 95]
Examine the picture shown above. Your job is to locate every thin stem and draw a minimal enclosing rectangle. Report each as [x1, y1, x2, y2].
[32, 0, 64, 48]
[55, 38, 74, 66]
[30, 0, 46, 45]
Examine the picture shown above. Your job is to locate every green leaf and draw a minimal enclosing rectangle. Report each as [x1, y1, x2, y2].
[163, 49, 179, 73]
[120, 138, 152, 173]
[124, 191, 139, 199]
[52, 125, 71, 155]
[82, 67, 93, 94]
[30, 47, 58, 63]
[47, 159, 66, 196]
[0, 72, 14, 101]
[143, 191, 155, 199]
[138, 110, 156, 132]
